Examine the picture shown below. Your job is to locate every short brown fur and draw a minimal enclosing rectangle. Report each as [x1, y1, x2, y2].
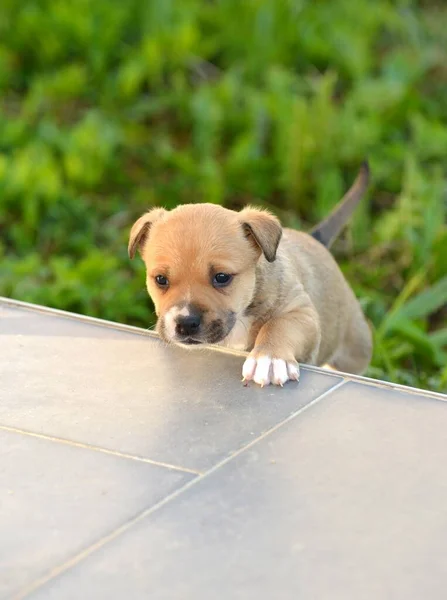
[129, 170, 372, 386]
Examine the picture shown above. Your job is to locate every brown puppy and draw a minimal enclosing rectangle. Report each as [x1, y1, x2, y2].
[128, 164, 372, 386]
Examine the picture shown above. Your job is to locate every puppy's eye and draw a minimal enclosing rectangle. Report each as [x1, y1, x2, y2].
[155, 274, 169, 288]
[213, 273, 233, 288]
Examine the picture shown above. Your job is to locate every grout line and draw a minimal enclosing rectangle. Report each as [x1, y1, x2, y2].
[2, 296, 445, 400]
[0, 424, 201, 476]
[303, 365, 447, 401]
[12, 378, 346, 600]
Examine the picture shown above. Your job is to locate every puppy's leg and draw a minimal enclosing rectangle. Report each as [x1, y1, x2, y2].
[242, 306, 321, 386]
[329, 310, 372, 375]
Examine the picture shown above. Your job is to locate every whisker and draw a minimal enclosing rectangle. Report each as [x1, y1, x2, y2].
[235, 316, 249, 334]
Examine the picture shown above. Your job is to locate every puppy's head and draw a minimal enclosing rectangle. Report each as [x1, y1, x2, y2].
[128, 204, 282, 346]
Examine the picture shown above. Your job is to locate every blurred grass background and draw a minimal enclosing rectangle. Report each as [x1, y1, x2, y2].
[0, 0, 446, 391]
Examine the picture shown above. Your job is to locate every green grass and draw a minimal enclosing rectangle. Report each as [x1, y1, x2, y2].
[0, 0, 446, 391]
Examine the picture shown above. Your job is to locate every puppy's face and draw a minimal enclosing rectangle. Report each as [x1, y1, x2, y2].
[128, 204, 282, 347]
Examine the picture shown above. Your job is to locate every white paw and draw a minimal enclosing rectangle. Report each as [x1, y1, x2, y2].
[242, 355, 300, 387]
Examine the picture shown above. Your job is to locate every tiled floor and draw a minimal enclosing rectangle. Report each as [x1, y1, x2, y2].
[1, 298, 446, 599]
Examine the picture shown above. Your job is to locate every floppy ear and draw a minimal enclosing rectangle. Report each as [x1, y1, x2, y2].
[239, 207, 282, 263]
[128, 208, 166, 259]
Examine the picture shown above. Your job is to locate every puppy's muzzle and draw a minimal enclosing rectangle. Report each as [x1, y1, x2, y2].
[159, 303, 236, 346]
[175, 311, 202, 344]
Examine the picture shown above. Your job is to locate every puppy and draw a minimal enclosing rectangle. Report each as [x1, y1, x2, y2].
[128, 163, 372, 386]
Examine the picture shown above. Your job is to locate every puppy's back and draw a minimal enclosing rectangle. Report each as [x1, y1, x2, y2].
[280, 228, 364, 362]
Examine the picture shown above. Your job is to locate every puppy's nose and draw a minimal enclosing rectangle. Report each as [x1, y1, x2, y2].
[175, 314, 201, 337]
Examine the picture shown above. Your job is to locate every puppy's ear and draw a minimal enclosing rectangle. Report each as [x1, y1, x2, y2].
[239, 207, 282, 263]
[128, 208, 166, 259]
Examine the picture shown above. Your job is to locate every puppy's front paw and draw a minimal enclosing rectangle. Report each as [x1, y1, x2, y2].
[242, 355, 300, 387]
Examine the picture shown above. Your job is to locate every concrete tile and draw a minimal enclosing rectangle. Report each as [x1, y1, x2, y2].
[0, 428, 193, 600]
[28, 382, 447, 600]
[0, 304, 342, 472]
[0, 304, 138, 339]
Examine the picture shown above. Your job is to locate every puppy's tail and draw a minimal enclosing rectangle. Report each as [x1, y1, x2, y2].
[310, 161, 370, 249]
